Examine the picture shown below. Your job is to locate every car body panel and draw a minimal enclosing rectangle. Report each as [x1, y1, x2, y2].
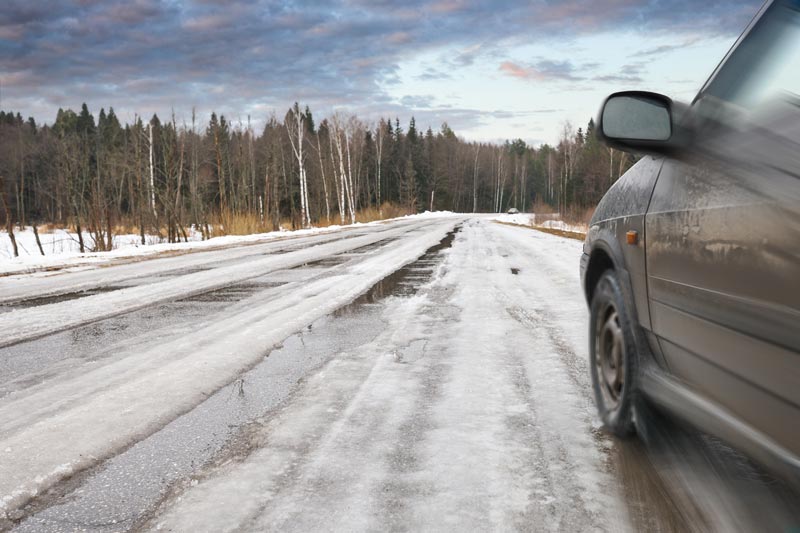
[583, 156, 663, 331]
[584, 0, 800, 480]
[644, 113, 800, 458]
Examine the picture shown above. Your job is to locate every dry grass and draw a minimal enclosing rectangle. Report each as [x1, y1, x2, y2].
[211, 203, 413, 235]
[216, 211, 270, 236]
[531, 198, 557, 215]
[562, 206, 595, 227]
[356, 203, 413, 223]
[30, 203, 416, 241]
[33, 223, 61, 234]
[313, 216, 343, 228]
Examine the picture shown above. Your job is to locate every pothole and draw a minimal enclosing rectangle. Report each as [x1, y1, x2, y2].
[0, 286, 125, 313]
[180, 281, 287, 303]
[291, 256, 349, 269]
[337, 224, 461, 312]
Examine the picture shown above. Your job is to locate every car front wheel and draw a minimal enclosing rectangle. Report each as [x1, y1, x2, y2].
[589, 269, 639, 437]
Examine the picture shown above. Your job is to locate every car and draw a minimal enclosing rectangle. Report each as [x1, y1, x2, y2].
[507, 207, 520, 214]
[581, 0, 800, 484]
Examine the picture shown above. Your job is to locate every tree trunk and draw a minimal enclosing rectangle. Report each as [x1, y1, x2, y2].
[75, 217, 85, 253]
[33, 225, 45, 255]
[1, 173, 19, 257]
[106, 207, 113, 251]
[148, 123, 157, 218]
[472, 145, 480, 213]
[316, 134, 330, 222]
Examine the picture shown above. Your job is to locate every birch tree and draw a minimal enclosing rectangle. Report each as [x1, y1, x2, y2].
[330, 113, 356, 224]
[285, 103, 311, 227]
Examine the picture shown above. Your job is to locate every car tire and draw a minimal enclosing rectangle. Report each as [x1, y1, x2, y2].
[589, 269, 639, 437]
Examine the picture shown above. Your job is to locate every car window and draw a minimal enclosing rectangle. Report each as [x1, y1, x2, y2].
[700, 0, 800, 111]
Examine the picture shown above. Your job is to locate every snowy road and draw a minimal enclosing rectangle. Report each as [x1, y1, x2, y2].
[1, 216, 797, 532]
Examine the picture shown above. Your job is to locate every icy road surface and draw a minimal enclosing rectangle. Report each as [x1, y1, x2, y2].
[1, 216, 797, 532]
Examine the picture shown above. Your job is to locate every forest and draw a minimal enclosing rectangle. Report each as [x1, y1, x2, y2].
[0, 103, 635, 255]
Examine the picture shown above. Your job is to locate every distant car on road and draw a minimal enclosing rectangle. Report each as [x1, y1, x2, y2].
[507, 207, 520, 214]
[581, 0, 800, 484]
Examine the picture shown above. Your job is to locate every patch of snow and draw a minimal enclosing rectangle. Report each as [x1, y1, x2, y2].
[493, 212, 535, 226]
[538, 219, 588, 234]
[0, 218, 448, 348]
[143, 219, 628, 532]
[0, 211, 459, 275]
[0, 217, 462, 517]
[491, 212, 587, 234]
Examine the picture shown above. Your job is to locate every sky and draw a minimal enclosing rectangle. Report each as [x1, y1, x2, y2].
[0, 0, 764, 145]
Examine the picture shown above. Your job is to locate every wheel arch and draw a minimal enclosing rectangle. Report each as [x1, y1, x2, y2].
[585, 246, 616, 304]
[586, 230, 664, 372]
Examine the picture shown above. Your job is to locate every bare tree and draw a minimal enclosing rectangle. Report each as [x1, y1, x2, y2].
[472, 144, 480, 213]
[285, 103, 311, 228]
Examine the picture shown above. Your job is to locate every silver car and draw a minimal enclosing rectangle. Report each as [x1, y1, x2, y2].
[581, 0, 800, 484]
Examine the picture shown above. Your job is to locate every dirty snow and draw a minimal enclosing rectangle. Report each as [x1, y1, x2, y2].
[144, 219, 628, 532]
[537, 219, 588, 234]
[0, 218, 445, 347]
[0, 216, 461, 518]
[492, 213, 587, 234]
[0, 211, 459, 275]
[493, 212, 535, 226]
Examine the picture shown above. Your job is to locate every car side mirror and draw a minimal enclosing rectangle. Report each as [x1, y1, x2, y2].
[597, 91, 678, 154]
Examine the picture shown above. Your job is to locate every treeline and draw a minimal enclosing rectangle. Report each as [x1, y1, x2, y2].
[0, 104, 634, 254]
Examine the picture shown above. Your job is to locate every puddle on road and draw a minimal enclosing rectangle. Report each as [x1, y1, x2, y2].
[339, 226, 459, 309]
[0, 265, 214, 314]
[180, 281, 287, 303]
[289, 235, 406, 270]
[291, 255, 350, 269]
[12, 224, 462, 533]
[0, 281, 291, 396]
[1, 233, 398, 315]
[0, 286, 124, 313]
[154, 265, 212, 277]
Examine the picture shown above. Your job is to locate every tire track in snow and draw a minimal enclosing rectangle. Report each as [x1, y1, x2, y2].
[449, 220, 627, 531]
[122, 217, 628, 532]
[0, 217, 460, 521]
[0, 219, 436, 349]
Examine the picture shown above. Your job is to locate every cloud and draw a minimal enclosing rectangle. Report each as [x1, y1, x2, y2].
[0, 0, 762, 133]
[499, 60, 583, 82]
[593, 74, 643, 83]
[593, 62, 646, 83]
[400, 94, 437, 108]
[631, 37, 703, 58]
[451, 42, 484, 67]
[415, 66, 452, 81]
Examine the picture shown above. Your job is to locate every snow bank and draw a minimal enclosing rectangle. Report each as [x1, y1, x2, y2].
[493, 212, 535, 226]
[538, 219, 588, 234]
[492, 212, 587, 234]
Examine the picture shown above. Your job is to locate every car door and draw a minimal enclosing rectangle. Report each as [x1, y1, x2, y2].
[644, 0, 800, 457]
